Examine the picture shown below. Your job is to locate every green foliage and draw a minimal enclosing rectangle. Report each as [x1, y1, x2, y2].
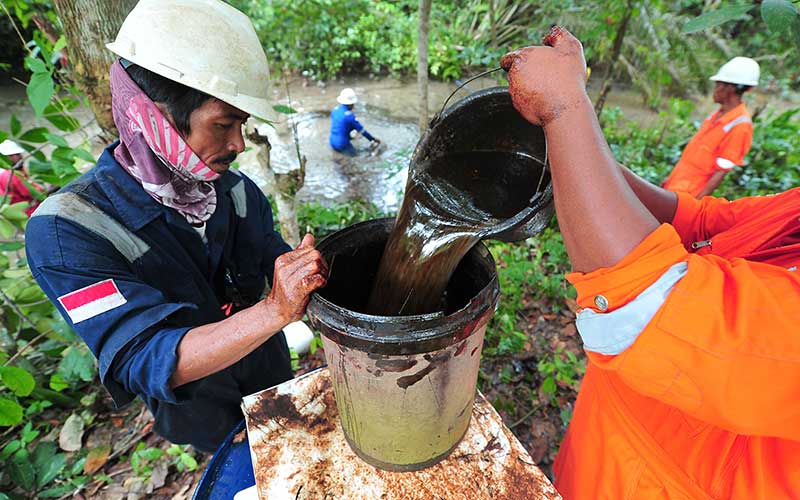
[298, 200, 386, 239]
[0, 14, 101, 498]
[719, 108, 800, 198]
[683, 0, 800, 45]
[537, 348, 586, 403]
[682, 4, 756, 34]
[129, 443, 163, 478]
[484, 228, 573, 357]
[166, 444, 199, 473]
[602, 98, 800, 199]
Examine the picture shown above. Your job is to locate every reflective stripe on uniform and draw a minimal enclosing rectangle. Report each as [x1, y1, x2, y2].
[575, 262, 688, 355]
[32, 192, 150, 262]
[723, 115, 752, 133]
[230, 179, 247, 218]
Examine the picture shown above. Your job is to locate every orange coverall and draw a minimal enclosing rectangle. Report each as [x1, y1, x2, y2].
[663, 103, 753, 198]
[553, 189, 800, 499]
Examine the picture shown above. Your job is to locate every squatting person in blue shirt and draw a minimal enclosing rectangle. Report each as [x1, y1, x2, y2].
[329, 88, 381, 156]
[25, 0, 328, 453]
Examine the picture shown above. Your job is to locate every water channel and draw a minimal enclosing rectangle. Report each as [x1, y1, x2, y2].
[0, 75, 794, 214]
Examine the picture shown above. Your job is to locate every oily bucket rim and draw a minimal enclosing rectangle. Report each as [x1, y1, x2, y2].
[306, 218, 500, 354]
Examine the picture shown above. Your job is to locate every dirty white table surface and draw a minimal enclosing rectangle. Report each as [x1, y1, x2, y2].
[242, 368, 561, 500]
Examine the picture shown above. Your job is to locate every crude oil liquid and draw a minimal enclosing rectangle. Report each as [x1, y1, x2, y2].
[366, 150, 545, 316]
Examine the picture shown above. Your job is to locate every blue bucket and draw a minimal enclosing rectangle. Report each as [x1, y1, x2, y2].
[192, 420, 254, 499]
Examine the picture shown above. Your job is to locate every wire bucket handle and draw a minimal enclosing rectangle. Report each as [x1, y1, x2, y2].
[437, 67, 505, 117]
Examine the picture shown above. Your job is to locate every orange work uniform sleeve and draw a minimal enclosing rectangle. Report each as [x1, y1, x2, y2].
[715, 123, 752, 170]
[568, 225, 800, 442]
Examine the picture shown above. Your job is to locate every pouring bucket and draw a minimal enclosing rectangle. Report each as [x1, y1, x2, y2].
[412, 86, 554, 242]
[307, 218, 499, 471]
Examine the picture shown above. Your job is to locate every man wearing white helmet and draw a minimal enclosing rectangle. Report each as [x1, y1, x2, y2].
[329, 87, 381, 156]
[662, 56, 760, 198]
[25, 0, 328, 452]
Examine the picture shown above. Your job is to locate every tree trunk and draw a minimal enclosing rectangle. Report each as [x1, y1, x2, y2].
[594, 0, 635, 117]
[52, 0, 136, 139]
[417, 0, 432, 135]
[245, 125, 303, 247]
[489, 0, 497, 49]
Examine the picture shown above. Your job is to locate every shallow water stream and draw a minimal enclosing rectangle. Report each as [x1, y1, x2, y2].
[1, 75, 795, 214]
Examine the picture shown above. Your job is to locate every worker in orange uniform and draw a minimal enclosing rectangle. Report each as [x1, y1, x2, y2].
[662, 57, 759, 198]
[502, 27, 798, 499]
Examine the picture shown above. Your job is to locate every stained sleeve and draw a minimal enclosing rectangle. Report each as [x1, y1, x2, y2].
[568, 224, 800, 440]
[715, 123, 753, 169]
[26, 216, 196, 406]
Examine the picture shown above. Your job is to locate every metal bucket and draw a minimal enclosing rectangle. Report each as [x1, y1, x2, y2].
[307, 218, 499, 471]
[411, 86, 554, 242]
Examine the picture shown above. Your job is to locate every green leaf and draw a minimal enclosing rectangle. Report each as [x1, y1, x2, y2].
[45, 133, 69, 148]
[32, 440, 56, 470]
[2, 201, 31, 222]
[180, 453, 198, 471]
[273, 104, 298, 114]
[27, 72, 55, 117]
[0, 241, 24, 251]
[682, 4, 755, 33]
[10, 449, 36, 491]
[19, 127, 49, 143]
[45, 113, 81, 132]
[0, 366, 36, 397]
[49, 373, 69, 392]
[53, 36, 67, 53]
[10, 115, 21, 137]
[1, 439, 21, 461]
[73, 148, 96, 163]
[38, 483, 77, 498]
[541, 376, 557, 395]
[25, 57, 47, 74]
[761, 0, 799, 33]
[36, 451, 66, 488]
[0, 218, 17, 238]
[58, 345, 95, 383]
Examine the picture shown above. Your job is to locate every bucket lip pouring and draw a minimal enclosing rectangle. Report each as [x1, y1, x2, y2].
[306, 218, 500, 351]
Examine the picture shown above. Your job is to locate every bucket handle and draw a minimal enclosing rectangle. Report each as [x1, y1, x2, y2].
[437, 67, 505, 117]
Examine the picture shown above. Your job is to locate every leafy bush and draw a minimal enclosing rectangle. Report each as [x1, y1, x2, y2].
[297, 199, 386, 239]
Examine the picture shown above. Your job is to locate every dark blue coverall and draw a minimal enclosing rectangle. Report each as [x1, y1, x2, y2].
[26, 143, 293, 452]
[329, 104, 375, 156]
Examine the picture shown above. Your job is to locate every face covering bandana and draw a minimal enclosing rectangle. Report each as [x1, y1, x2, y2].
[109, 60, 219, 225]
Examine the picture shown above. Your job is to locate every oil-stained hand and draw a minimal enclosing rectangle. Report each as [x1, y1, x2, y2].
[266, 233, 329, 325]
[500, 26, 587, 127]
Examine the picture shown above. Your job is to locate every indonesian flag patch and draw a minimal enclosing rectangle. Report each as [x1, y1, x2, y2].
[58, 279, 127, 324]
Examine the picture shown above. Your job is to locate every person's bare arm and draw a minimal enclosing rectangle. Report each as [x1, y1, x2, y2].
[501, 28, 658, 273]
[170, 233, 327, 388]
[618, 164, 678, 223]
[695, 170, 727, 199]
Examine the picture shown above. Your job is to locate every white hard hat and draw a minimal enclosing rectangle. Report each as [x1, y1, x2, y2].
[337, 88, 358, 105]
[0, 140, 25, 156]
[106, 0, 271, 120]
[710, 57, 760, 87]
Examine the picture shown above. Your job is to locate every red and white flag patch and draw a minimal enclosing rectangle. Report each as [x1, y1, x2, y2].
[58, 279, 127, 324]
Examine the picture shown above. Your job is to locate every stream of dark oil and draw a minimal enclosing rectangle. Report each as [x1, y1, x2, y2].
[366, 150, 545, 316]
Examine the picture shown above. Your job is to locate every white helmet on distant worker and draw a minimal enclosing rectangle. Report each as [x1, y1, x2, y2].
[106, 0, 271, 120]
[0, 140, 25, 156]
[337, 88, 358, 105]
[710, 57, 760, 87]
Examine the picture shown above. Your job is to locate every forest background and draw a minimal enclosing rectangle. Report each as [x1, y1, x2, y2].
[0, 0, 799, 498]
